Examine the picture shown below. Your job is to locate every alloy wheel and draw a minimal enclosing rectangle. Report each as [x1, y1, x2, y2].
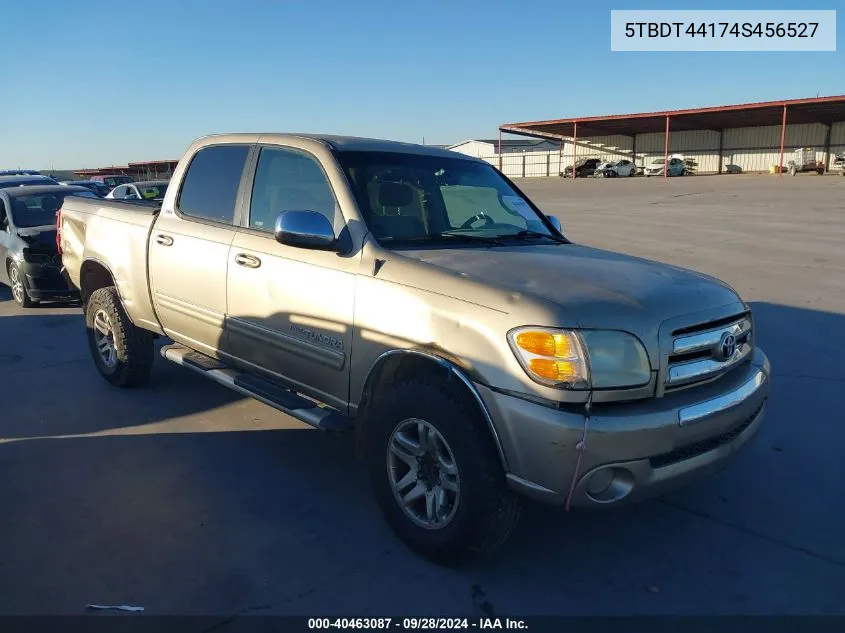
[387, 418, 461, 530]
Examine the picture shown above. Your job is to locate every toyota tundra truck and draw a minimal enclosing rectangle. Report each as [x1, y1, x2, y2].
[59, 134, 770, 562]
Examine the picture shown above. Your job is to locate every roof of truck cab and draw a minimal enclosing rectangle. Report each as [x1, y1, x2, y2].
[197, 133, 480, 160]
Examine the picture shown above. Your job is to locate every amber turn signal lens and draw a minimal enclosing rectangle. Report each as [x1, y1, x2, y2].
[528, 358, 580, 381]
[516, 331, 576, 358]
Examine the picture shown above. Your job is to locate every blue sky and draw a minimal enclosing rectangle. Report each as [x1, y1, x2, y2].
[0, 0, 842, 168]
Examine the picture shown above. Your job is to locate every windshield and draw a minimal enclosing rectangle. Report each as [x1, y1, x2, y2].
[137, 184, 167, 199]
[8, 192, 74, 227]
[103, 176, 132, 187]
[650, 159, 664, 165]
[337, 151, 558, 247]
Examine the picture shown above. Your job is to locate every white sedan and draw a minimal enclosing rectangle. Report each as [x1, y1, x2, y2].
[105, 180, 169, 202]
[595, 159, 637, 177]
[614, 159, 637, 177]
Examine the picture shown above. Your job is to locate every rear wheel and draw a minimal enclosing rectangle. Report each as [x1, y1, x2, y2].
[8, 262, 34, 308]
[364, 376, 521, 564]
[85, 286, 154, 387]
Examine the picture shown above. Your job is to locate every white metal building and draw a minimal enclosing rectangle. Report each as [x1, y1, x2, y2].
[448, 138, 558, 157]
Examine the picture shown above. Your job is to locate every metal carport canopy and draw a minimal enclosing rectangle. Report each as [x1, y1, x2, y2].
[499, 95, 845, 139]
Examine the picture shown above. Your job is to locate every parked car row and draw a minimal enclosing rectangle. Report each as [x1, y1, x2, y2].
[563, 157, 689, 178]
[0, 170, 169, 307]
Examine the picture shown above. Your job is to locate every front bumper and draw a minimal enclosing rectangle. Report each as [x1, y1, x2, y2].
[22, 263, 79, 300]
[480, 348, 770, 507]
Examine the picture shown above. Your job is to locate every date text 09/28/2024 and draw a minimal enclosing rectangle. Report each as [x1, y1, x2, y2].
[307, 618, 528, 630]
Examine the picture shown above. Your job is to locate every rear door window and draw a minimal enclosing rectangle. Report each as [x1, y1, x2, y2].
[177, 145, 250, 224]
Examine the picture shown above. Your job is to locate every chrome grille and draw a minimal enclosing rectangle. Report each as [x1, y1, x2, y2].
[665, 314, 752, 389]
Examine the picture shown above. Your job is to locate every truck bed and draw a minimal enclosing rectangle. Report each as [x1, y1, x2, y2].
[59, 195, 163, 333]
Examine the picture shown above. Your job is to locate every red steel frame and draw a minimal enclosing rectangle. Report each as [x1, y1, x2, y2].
[779, 105, 787, 178]
[501, 94, 845, 131]
[664, 116, 670, 180]
[572, 121, 577, 179]
[498, 129, 503, 171]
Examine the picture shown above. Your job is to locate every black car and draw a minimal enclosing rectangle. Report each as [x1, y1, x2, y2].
[63, 180, 112, 197]
[0, 185, 96, 307]
[562, 158, 602, 178]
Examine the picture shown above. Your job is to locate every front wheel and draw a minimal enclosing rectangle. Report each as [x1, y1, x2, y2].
[8, 262, 34, 308]
[85, 286, 154, 387]
[364, 377, 521, 564]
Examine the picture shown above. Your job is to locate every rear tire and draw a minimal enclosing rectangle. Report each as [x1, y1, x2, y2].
[85, 286, 154, 387]
[364, 376, 521, 564]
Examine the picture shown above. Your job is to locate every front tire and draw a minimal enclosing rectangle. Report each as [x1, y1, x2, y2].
[85, 286, 154, 387]
[364, 376, 521, 564]
[8, 262, 34, 308]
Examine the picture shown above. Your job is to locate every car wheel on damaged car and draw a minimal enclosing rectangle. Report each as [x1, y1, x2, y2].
[8, 262, 34, 307]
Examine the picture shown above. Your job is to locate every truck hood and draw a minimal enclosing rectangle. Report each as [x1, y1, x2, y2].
[397, 243, 741, 328]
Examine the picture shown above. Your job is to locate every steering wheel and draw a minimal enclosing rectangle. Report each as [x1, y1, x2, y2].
[460, 211, 494, 230]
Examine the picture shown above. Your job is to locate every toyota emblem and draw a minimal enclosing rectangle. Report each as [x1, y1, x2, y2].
[718, 333, 737, 361]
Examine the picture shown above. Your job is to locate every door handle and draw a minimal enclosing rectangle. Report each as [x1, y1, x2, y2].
[155, 234, 173, 246]
[234, 253, 261, 268]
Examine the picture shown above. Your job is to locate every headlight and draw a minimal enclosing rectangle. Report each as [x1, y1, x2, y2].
[508, 327, 651, 390]
[579, 330, 651, 388]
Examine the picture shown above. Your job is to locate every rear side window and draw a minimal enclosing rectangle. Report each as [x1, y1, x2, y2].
[178, 145, 250, 224]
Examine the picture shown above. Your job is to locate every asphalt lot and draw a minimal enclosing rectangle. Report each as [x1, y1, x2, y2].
[1, 173, 843, 620]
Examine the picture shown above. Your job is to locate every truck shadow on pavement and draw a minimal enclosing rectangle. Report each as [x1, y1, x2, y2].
[0, 301, 843, 615]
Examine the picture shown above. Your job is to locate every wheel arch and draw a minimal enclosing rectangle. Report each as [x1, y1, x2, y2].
[356, 349, 509, 471]
[79, 258, 117, 306]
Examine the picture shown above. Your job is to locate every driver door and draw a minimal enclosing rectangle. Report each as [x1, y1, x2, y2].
[225, 144, 357, 410]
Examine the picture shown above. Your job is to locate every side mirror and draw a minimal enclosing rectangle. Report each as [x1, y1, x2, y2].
[274, 210, 337, 250]
[546, 214, 562, 233]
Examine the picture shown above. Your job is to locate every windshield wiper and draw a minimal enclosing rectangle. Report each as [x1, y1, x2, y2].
[437, 232, 508, 246]
[507, 230, 568, 244]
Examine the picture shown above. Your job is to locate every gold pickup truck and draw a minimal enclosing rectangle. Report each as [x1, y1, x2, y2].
[58, 134, 770, 562]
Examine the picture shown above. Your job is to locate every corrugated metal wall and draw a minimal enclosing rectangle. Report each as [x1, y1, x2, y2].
[478, 120, 845, 178]
[721, 123, 828, 172]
